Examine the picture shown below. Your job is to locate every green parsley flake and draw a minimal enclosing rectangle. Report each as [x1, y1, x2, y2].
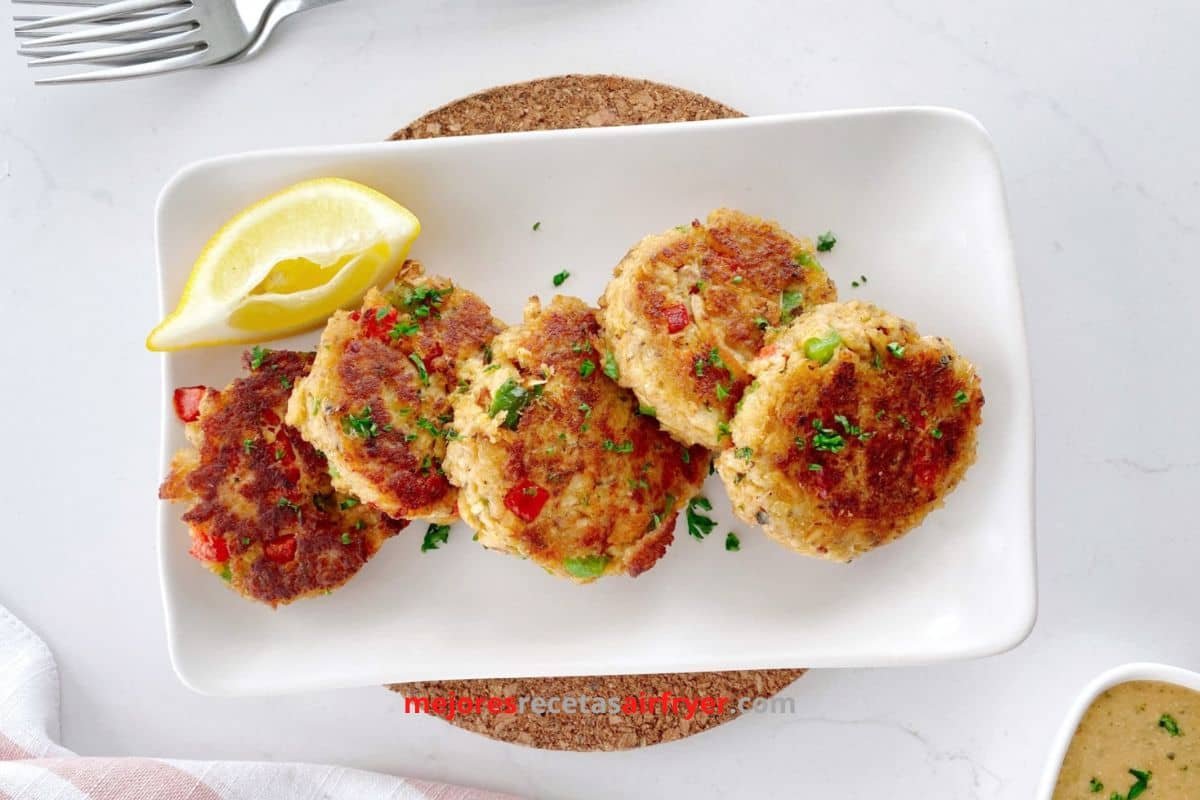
[552, 269, 570, 287]
[489, 379, 542, 430]
[716, 383, 730, 401]
[579, 359, 596, 378]
[249, 345, 269, 369]
[343, 406, 379, 438]
[725, 532, 741, 552]
[409, 353, 429, 386]
[793, 250, 820, 270]
[579, 402, 592, 419]
[686, 496, 717, 540]
[709, 348, 729, 371]
[808, 463, 823, 471]
[717, 421, 731, 439]
[603, 439, 634, 454]
[810, 419, 846, 453]
[735, 446, 753, 461]
[219, 564, 232, 582]
[1160, 713, 1182, 736]
[339, 497, 360, 510]
[887, 342, 906, 359]
[731, 275, 744, 284]
[1124, 768, 1151, 800]
[390, 319, 420, 340]
[954, 389, 969, 407]
[279, 375, 292, 390]
[532, 221, 541, 231]
[242, 438, 255, 454]
[341, 532, 353, 545]
[421, 523, 451, 552]
[931, 428, 943, 439]
[1089, 778, 1103, 793]
[816, 231, 837, 252]
[754, 316, 770, 331]
[603, 350, 620, 380]
[638, 404, 657, 417]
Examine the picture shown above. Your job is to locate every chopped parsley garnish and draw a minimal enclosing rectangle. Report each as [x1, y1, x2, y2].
[810, 419, 846, 453]
[887, 342, 906, 359]
[341, 532, 353, 545]
[708, 348, 729, 371]
[1124, 768, 1151, 800]
[731, 275, 744, 284]
[343, 406, 379, 438]
[275, 448, 284, 460]
[808, 463, 823, 471]
[686, 496, 717, 540]
[603, 350, 620, 380]
[552, 269, 570, 287]
[716, 421, 731, 439]
[680, 448, 691, 464]
[781, 289, 804, 318]
[931, 428, 943, 439]
[725, 532, 741, 551]
[638, 404, 657, 417]
[816, 231, 837, 252]
[694, 358, 706, 377]
[1160, 713, 1182, 736]
[242, 438, 255, 454]
[390, 319, 420, 339]
[603, 439, 634, 454]
[219, 565, 232, 582]
[400, 285, 453, 319]
[488, 378, 543, 430]
[754, 316, 770, 331]
[734, 446, 753, 461]
[421, 523, 451, 552]
[409, 352, 429, 386]
[276, 497, 302, 520]
[579, 359, 596, 378]
[279, 375, 292, 390]
[482, 344, 493, 364]
[339, 497, 360, 510]
[1089, 778, 1103, 793]
[850, 274, 868, 288]
[579, 402, 592, 418]
[715, 383, 730, 401]
[954, 389, 969, 407]
[415, 417, 447, 438]
[249, 345, 269, 369]
[241, 536, 251, 546]
[897, 414, 911, 429]
[532, 221, 541, 231]
[834, 414, 872, 441]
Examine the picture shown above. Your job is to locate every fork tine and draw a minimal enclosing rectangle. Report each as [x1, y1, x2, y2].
[34, 44, 208, 83]
[17, 8, 193, 48]
[14, 0, 186, 32]
[22, 27, 202, 65]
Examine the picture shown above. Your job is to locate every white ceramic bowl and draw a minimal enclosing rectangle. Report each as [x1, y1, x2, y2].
[1037, 662, 1200, 799]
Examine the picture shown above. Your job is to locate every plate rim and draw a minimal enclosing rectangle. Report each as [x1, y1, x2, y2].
[154, 106, 1037, 695]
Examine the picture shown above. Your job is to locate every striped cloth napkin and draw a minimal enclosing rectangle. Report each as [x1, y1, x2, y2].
[0, 606, 521, 800]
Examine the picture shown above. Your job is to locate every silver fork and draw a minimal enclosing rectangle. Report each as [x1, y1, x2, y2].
[14, 0, 341, 84]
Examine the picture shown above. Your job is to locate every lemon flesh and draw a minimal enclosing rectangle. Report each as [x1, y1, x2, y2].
[147, 177, 420, 351]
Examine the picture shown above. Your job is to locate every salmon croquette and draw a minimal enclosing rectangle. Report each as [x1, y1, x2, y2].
[715, 301, 984, 561]
[443, 295, 710, 582]
[599, 208, 838, 449]
[159, 350, 408, 607]
[286, 264, 503, 522]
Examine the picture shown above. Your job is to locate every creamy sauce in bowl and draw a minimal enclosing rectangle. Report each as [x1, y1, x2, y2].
[1053, 680, 1200, 799]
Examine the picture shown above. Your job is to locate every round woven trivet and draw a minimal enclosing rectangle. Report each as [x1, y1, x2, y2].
[386, 74, 803, 751]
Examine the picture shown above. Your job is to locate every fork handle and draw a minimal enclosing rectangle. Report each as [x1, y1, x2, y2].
[241, 0, 345, 60]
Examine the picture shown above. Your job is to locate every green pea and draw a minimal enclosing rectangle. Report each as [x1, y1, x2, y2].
[803, 330, 843, 365]
[563, 554, 611, 578]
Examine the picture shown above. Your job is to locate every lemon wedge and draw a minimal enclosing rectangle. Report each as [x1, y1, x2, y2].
[147, 177, 421, 351]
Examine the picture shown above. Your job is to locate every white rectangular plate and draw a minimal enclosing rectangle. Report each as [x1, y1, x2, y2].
[157, 108, 1035, 695]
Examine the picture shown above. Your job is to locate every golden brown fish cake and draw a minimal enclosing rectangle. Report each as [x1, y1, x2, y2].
[444, 295, 710, 582]
[286, 264, 503, 521]
[599, 208, 839, 449]
[159, 350, 408, 607]
[715, 301, 984, 562]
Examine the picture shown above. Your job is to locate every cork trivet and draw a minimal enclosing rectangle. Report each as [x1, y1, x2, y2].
[386, 75, 802, 751]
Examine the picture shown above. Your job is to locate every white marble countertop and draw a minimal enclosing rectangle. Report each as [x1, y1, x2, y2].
[2, 0, 1198, 797]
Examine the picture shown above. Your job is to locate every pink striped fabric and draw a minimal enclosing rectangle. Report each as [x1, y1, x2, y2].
[0, 607, 521, 800]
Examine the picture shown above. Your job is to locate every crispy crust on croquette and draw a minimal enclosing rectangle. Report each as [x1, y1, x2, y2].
[159, 350, 408, 607]
[286, 263, 503, 521]
[443, 295, 709, 582]
[599, 208, 838, 448]
[715, 301, 984, 561]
